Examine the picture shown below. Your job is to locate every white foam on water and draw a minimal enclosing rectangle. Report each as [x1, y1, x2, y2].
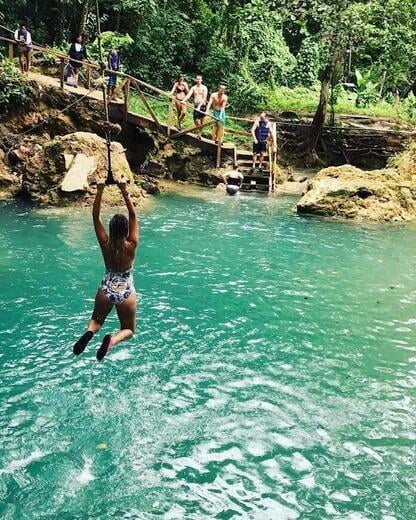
[110, 349, 132, 361]
[76, 457, 95, 486]
[331, 491, 351, 502]
[291, 452, 313, 472]
[0, 450, 48, 475]
[60, 456, 96, 498]
[299, 475, 316, 489]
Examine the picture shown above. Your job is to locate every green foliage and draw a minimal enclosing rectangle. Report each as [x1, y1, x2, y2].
[228, 65, 268, 114]
[290, 37, 321, 87]
[1, 0, 416, 120]
[88, 31, 133, 64]
[401, 92, 416, 122]
[0, 61, 31, 113]
[355, 69, 379, 107]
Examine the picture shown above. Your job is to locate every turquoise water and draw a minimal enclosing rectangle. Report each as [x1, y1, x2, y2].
[0, 192, 415, 519]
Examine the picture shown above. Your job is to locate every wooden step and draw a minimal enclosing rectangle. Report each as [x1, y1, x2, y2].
[236, 149, 253, 158]
[242, 184, 269, 192]
[242, 174, 270, 181]
[238, 172, 270, 179]
[237, 159, 269, 167]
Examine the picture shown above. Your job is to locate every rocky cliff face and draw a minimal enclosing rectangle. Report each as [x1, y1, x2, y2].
[2, 132, 144, 206]
[297, 144, 416, 222]
[0, 80, 222, 203]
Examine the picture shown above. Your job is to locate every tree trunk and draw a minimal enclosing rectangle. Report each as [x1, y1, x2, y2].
[79, 0, 91, 36]
[306, 48, 343, 165]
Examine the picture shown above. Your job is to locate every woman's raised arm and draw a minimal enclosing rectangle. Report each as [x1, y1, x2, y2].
[92, 183, 108, 244]
[118, 182, 138, 246]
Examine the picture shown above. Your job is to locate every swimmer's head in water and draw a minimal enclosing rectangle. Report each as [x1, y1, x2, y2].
[109, 214, 128, 249]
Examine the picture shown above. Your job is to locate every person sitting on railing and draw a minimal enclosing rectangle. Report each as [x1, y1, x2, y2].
[14, 23, 33, 74]
[107, 47, 123, 97]
[169, 73, 189, 130]
[251, 112, 273, 172]
[182, 75, 208, 139]
[206, 84, 228, 144]
[68, 34, 88, 88]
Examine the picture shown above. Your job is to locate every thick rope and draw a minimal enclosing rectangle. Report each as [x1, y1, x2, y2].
[95, 0, 116, 185]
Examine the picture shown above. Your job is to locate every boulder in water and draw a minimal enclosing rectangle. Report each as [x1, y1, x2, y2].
[297, 163, 416, 222]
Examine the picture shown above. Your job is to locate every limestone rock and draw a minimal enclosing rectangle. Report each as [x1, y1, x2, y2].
[297, 165, 416, 222]
[17, 131, 142, 206]
[61, 154, 97, 192]
[0, 150, 21, 199]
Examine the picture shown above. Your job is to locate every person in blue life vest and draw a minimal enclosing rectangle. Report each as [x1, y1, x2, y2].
[251, 112, 274, 172]
[107, 47, 123, 96]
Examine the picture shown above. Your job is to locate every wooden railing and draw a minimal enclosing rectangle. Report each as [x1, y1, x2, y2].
[1, 35, 278, 190]
[268, 122, 278, 193]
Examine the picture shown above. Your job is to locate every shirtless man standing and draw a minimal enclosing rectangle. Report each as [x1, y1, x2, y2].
[206, 84, 228, 143]
[182, 75, 208, 138]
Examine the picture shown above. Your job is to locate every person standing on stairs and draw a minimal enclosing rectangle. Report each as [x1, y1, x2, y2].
[107, 47, 123, 97]
[206, 84, 228, 144]
[169, 74, 189, 130]
[182, 75, 208, 139]
[68, 34, 89, 88]
[14, 23, 33, 73]
[251, 112, 273, 172]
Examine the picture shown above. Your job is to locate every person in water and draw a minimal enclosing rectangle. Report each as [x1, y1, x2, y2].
[206, 84, 228, 143]
[251, 112, 273, 171]
[73, 181, 138, 361]
[68, 34, 88, 87]
[182, 75, 208, 138]
[223, 168, 244, 194]
[14, 23, 33, 73]
[107, 47, 123, 96]
[169, 73, 189, 130]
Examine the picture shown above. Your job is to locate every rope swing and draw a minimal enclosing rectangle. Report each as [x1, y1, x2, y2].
[95, 0, 116, 185]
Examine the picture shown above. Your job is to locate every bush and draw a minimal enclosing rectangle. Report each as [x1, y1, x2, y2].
[88, 31, 134, 65]
[290, 37, 321, 87]
[228, 64, 268, 113]
[0, 61, 31, 114]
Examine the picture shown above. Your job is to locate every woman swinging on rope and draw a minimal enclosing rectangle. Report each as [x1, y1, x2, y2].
[73, 180, 138, 360]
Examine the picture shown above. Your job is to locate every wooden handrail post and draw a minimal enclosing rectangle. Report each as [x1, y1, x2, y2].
[86, 64, 91, 90]
[216, 133, 222, 168]
[8, 42, 14, 61]
[167, 98, 174, 137]
[134, 80, 162, 129]
[60, 58, 65, 89]
[123, 79, 130, 122]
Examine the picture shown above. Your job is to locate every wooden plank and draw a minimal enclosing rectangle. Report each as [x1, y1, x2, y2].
[108, 77, 128, 103]
[216, 139, 222, 168]
[171, 120, 212, 139]
[226, 127, 252, 137]
[123, 79, 130, 122]
[86, 64, 91, 90]
[60, 58, 65, 89]
[8, 42, 13, 61]
[133, 80, 162, 129]
[167, 98, 174, 137]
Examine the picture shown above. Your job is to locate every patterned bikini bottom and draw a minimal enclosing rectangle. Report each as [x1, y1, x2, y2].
[100, 269, 135, 304]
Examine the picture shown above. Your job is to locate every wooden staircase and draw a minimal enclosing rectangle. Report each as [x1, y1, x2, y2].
[234, 123, 278, 193]
[235, 150, 270, 192]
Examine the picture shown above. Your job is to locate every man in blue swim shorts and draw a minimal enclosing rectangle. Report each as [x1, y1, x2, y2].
[207, 84, 228, 144]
